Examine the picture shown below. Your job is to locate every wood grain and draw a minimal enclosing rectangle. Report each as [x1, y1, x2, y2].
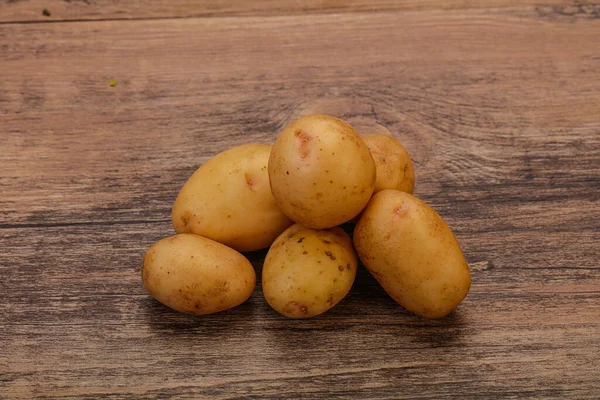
[1, 4, 600, 399]
[0, 0, 594, 23]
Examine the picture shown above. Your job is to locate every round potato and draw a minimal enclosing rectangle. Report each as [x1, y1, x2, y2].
[354, 190, 471, 319]
[268, 114, 376, 229]
[142, 234, 256, 315]
[262, 224, 357, 318]
[172, 143, 293, 252]
[362, 134, 415, 194]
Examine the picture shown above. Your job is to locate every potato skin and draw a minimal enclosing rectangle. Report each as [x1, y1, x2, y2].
[262, 224, 357, 318]
[268, 114, 376, 229]
[142, 234, 256, 315]
[172, 143, 292, 252]
[353, 190, 471, 319]
[362, 134, 415, 194]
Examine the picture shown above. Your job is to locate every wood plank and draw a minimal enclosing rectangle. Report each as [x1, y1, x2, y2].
[1, 224, 599, 398]
[0, 0, 592, 23]
[1, 9, 599, 228]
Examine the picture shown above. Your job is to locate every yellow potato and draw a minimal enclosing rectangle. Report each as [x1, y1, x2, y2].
[172, 143, 293, 252]
[362, 134, 415, 194]
[262, 224, 357, 318]
[268, 114, 376, 229]
[353, 190, 471, 319]
[142, 234, 256, 315]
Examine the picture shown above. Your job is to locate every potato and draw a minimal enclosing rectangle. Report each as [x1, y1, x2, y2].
[353, 190, 471, 319]
[262, 223, 357, 318]
[172, 143, 293, 252]
[142, 234, 256, 315]
[268, 114, 376, 229]
[361, 134, 415, 194]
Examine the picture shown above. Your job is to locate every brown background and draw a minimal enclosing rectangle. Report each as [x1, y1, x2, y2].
[1, 1, 599, 398]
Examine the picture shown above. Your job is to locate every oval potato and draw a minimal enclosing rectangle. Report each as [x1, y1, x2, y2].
[142, 234, 256, 315]
[362, 134, 415, 194]
[263, 224, 357, 318]
[172, 143, 293, 252]
[354, 190, 471, 319]
[268, 114, 376, 229]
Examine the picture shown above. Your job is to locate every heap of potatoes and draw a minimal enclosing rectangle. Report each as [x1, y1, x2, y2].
[142, 114, 471, 319]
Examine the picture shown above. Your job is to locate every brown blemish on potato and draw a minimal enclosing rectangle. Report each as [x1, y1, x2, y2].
[295, 130, 311, 158]
[321, 239, 330, 244]
[297, 237, 305, 243]
[302, 251, 308, 255]
[245, 174, 256, 191]
[327, 294, 333, 304]
[325, 251, 336, 260]
[316, 192, 323, 200]
[393, 202, 409, 216]
[283, 301, 308, 316]
[346, 263, 351, 270]
[180, 214, 190, 228]
[286, 170, 290, 175]
[338, 265, 344, 271]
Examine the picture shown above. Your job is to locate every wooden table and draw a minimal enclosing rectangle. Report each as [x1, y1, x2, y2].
[1, 1, 599, 398]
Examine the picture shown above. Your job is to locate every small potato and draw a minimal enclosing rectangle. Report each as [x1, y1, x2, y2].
[142, 234, 256, 315]
[362, 134, 415, 194]
[262, 224, 357, 318]
[268, 114, 376, 229]
[354, 190, 471, 319]
[172, 143, 293, 252]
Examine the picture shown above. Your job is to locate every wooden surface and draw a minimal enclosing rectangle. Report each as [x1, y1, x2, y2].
[2, 1, 596, 23]
[1, 1, 599, 398]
